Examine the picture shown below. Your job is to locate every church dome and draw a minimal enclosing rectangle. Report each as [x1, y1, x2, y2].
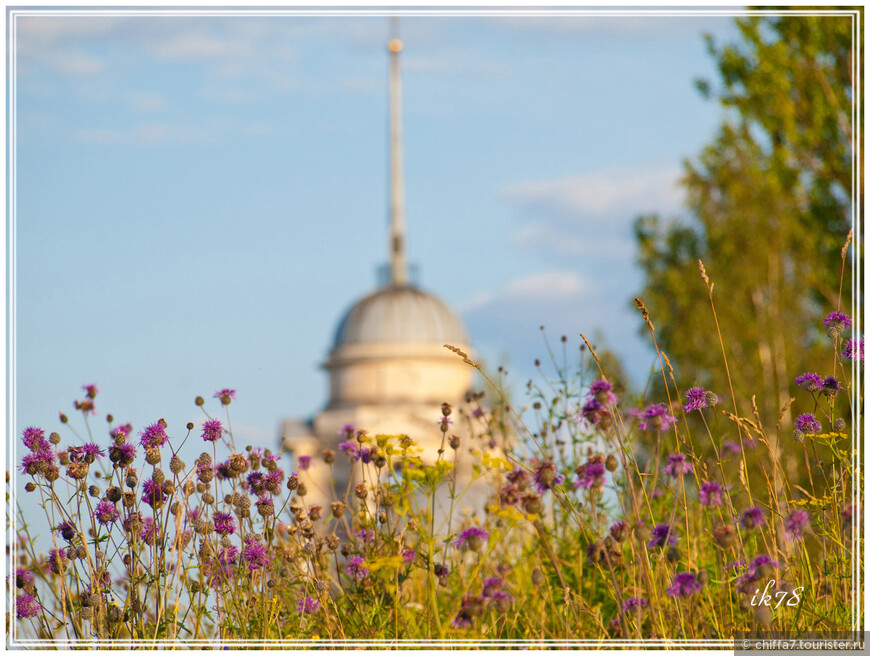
[331, 285, 469, 350]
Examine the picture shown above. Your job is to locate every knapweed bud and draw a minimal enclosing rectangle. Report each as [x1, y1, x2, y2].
[106, 486, 121, 502]
[441, 402, 452, 417]
[605, 454, 618, 472]
[322, 449, 335, 464]
[309, 505, 323, 521]
[326, 534, 340, 551]
[123, 492, 135, 507]
[169, 455, 184, 475]
[60, 413, 68, 424]
[49, 432, 61, 445]
[126, 473, 138, 489]
[152, 469, 165, 485]
[697, 569, 709, 585]
[202, 492, 214, 504]
[296, 482, 307, 497]
[531, 568, 545, 586]
[834, 417, 846, 432]
[633, 522, 651, 543]
[88, 485, 100, 497]
[355, 483, 368, 500]
[195, 396, 204, 406]
[314, 580, 328, 593]
[754, 604, 773, 627]
[162, 481, 175, 495]
[331, 501, 346, 518]
[793, 429, 805, 444]
[713, 523, 736, 548]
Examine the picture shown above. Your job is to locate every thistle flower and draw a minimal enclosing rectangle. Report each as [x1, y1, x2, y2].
[297, 455, 311, 471]
[589, 379, 617, 405]
[683, 387, 708, 412]
[243, 539, 271, 571]
[621, 597, 648, 613]
[14, 568, 34, 590]
[296, 596, 321, 614]
[632, 404, 677, 432]
[142, 479, 166, 508]
[338, 440, 358, 459]
[214, 388, 237, 404]
[93, 500, 118, 525]
[666, 572, 703, 598]
[575, 398, 611, 428]
[736, 554, 780, 593]
[68, 443, 104, 464]
[795, 372, 823, 392]
[455, 527, 489, 552]
[699, 481, 725, 507]
[739, 506, 766, 530]
[824, 311, 851, 336]
[721, 440, 741, 456]
[647, 523, 678, 549]
[20, 449, 56, 476]
[663, 453, 693, 477]
[784, 508, 810, 540]
[16, 593, 41, 619]
[82, 383, 99, 398]
[46, 548, 67, 574]
[54, 520, 77, 542]
[109, 442, 136, 467]
[574, 460, 606, 490]
[140, 517, 161, 544]
[264, 469, 284, 493]
[139, 423, 168, 449]
[533, 461, 563, 493]
[794, 413, 821, 435]
[345, 555, 369, 581]
[821, 376, 844, 397]
[213, 512, 236, 536]
[402, 547, 417, 564]
[842, 337, 864, 361]
[111, 423, 132, 441]
[22, 427, 48, 452]
[201, 419, 223, 443]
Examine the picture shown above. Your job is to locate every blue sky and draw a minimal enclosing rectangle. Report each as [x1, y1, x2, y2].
[13, 10, 740, 460]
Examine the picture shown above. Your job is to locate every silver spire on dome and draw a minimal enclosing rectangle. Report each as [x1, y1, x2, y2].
[388, 19, 408, 287]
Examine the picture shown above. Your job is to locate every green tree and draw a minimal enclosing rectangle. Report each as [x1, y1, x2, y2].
[634, 11, 859, 431]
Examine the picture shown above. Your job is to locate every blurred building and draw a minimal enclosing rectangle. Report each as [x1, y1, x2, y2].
[279, 35, 475, 503]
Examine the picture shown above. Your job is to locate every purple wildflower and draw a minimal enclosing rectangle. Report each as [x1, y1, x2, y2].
[68, 443, 104, 464]
[842, 338, 864, 361]
[338, 440, 358, 459]
[455, 527, 489, 552]
[140, 517, 161, 543]
[265, 469, 284, 493]
[795, 372, 823, 392]
[533, 461, 564, 493]
[14, 568, 34, 589]
[209, 545, 239, 587]
[632, 404, 677, 432]
[247, 471, 266, 495]
[576, 398, 611, 427]
[243, 539, 271, 572]
[256, 496, 274, 516]
[785, 508, 810, 540]
[663, 453, 693, 477]
[296, 596, 321, 614]
[215, 459, 234, 480]
[141, 479, 166, 508]
[109, 442, 136, 467]
[794, 413, 822, 435]
[20, 449, 56, 476]
[22, 427, 48, 452]
[16, 593, 41, 619]
[93, 500, 118, 525]
[821, 376, 844, 397]
[355, 528, 375, 545]
[666, 572, 703, 598]
[739, 506, 766, 530]
[83, 383, 99, 398]
[622, 597, 648, 613]
[402, 547, 417, 564]
[213, 512, 236, 536]
[338, 424, 355, 437]
[721, 440, 741, 456]
[683, 387, 707, 412]
[54, 520, 77, 542]
[345, 556, 369, 581]
[46, 548, 67, 574]
[139, 423, 168, 449]
[574, 460, 606, 490]
[589, 379, 617, 405]
[201, 419, 223, 443]
[298, 455, 312, 471]
[824, 312, 852, 332]
[699, 481, 725, 507]
[736, 554, 780, 593]
[214, 388, 237, 403]
[647, 523, 679, 549]
[110, 423, 132, 440]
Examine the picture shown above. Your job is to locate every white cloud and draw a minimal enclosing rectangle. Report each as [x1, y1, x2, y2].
[502, 164, 686, 258]
[72, 122, 211, 145]
[489, 15, 733, 40]
[460, 270, 588, 312]
[151, 30, 255, 61]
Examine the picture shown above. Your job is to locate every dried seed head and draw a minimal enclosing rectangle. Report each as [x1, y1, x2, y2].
[326, 534, 340, 551]
[152, 469, 165, 485]
[331, 501, 346, 518]
[834, 417, 846, 432]
[448, 435, 461, 450]
[202, 492, 214, 505]
[322, 449, 335, 464]
[355, 483, 368, 500]
[49, 432, 61, 445]
[302, 541, 316, 556]
[162, 481, 175, 495]
[605, 454, 618, 472]
[296, 482, 308, 497]
[314, 580, 328, 593]
[441, 402, 452, 417]
[88, 485, 100, 498]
